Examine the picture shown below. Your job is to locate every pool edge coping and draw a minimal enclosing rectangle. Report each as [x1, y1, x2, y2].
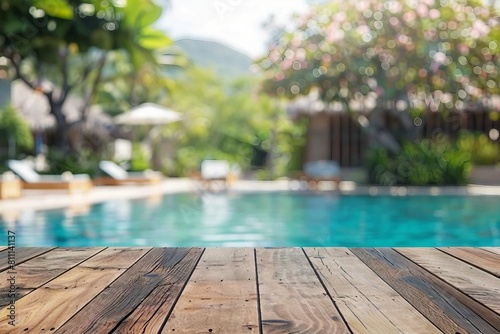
[1, 179, 500, 216]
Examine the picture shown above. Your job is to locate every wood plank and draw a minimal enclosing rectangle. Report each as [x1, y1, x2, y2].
[111, 248, 203, 334]
[397, 248, 500, 324]
[0, 247, 149, 333]
[77, 247, 151, 269]
[305, 248, 441, 333]
[162, 248, 259, 333]
[57, 248, 202, 334]
[439, 247, 500, 277]
[162, 248, 258, 334]
[481, 247, 500, 256]
[0, 247, 56, 272]
[0, 246, 7, 252]
[257, 248, 349, 334]
[352, 248, 500, 334]
[0, 248, 105, 308]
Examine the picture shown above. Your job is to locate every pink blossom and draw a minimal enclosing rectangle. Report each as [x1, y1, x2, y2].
[280, 58, 293, 70]
[416, 4, 428, 17]
[424, 29, 436, 41]
[387, 1, 402, 14]
[295, 48, 306, 61]
[274, 72, 285, 81]
[471, 21, 490, 38]
[269, 50, 281, 64]
[325, 22, 336, 40]
[430, 62, 440, 73]
[429, 8, 440, 19]
[357, 24, 371, 36]
[477, 7, 490, 18]
[322, 54, 332, 63]
[326, 26, 345, 42]
[389, 16, 400, 27]
[333, 12, 346, 23]
[306, 43, 318, 52]
[291, 36, 303, 48]
[398, 34, 410, 44]
[432, 51, 446, 64]
[457, 43, 469, 56]
[355, 1, 369, 12]
[403, 11, 416, 24]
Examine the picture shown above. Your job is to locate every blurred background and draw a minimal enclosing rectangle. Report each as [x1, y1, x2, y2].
[0, 0, 499, 186]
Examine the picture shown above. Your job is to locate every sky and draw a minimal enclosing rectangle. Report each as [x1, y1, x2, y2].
[156, 0, 318, 58]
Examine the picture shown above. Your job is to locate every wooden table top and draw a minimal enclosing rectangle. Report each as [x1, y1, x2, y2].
[0, 247, 499, 333]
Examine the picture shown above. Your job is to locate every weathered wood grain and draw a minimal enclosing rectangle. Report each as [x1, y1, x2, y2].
[352, 248, 500, 334]
[397, 248, 500, 328]
[439, 247, 500, 277]
[0, 247, 56, 272]
[111, 248, 203, 334]
[0, 246, 498, 333]
[305, 248, 440, 333]
[56, 248, 202, 334]
[482, 247, 500, 256]
[78, 247, 150, 269]
[163, 248, 259, 334]
[0, 248, 104, 308]
[0, 248, 148, 334]
[257, 248, 349, 334]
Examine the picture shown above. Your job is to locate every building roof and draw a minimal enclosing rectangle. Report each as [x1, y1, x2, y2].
[11, 80, 110, 130]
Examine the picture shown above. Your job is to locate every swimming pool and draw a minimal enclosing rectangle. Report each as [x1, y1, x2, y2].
[3, 192, 500, 247]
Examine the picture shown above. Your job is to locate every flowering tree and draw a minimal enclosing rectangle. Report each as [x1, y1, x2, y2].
[259, 0, 499, 152]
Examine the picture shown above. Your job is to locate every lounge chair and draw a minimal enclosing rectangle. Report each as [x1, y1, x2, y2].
[6, 159, 92, 193]
[302, 160, 341, 189]
[199, 160, 231, 191]
[0, 172, 22, 199]
[94, 160, 163, 185]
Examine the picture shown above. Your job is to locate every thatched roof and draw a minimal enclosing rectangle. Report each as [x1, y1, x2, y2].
[286, 88, 500, 119]
[286, 89, 373, 119]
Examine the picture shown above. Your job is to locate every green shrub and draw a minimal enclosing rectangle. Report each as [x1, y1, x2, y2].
[366, 137, 472, 186]
[129, 143, 150, 172]
[47, 149, 101, 177]
[457, 131, 500, 165]
[0, 105, 33, 156]
[366, 146, 396, 185]
[46, 149, 101, 177]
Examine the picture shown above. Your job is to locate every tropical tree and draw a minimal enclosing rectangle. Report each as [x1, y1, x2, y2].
[94, 46, 186, 117]
[165, 67, 305, 177]
[259, 0, 499, 153]
[0, 0, 171, 150]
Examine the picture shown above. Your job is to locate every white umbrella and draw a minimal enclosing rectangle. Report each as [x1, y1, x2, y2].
[114, 103, 182, 125]
[114, 103, 182, 169]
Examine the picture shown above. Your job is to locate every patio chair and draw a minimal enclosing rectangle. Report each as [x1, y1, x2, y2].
[199, 160, 231, 191]
[0, 172, 22, 199]
[6, 159, 92, 193]
[302, 160, 341, 189]
[94, 160, 163, 185]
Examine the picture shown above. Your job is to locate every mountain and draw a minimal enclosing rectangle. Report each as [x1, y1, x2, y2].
[173, 39, 256, 81]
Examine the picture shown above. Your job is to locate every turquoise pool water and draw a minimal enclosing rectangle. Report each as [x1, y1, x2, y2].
[3, 192, 500, 247]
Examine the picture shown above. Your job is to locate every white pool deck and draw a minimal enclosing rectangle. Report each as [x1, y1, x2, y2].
[2, 179, 500, 217]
